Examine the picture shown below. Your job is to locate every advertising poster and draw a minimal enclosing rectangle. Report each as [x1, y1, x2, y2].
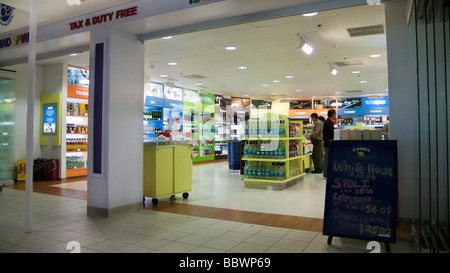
[43, 103, 57, 135]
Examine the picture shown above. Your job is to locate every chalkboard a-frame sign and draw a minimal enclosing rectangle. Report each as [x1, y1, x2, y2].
[323, 140, 397, 252]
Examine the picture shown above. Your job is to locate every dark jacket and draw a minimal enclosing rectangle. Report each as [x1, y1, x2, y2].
[323, 118, 334, 147]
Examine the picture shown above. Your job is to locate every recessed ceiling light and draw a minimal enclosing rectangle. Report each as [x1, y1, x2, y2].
[238, 66, 247, 69]
[270, 93, 277, 96]
[302, 12, 318, 17]
[168, 62, 178, 66]
[69, 53, 78, 56]
[352, 71, 361, 74]
[370, 54, 381, 58]
[335, 91, 341, 94]
[225, 46, 237, 50]
[296, 89, 302, 92]
[243, 94, 248, 97]
[273, 80, 280, 83]
[195, 83, 203, 86]
[160, 74, 168, 78]
[360, 80, 368, 83]
[262, 84, 269, 87]
[285, 76, 294, 79]
[162, 36, 172, 39]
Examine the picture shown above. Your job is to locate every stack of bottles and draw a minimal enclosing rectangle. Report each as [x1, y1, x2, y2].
[288, 160, 301, 178]
[66, 155, 86, 169]
[244, 162, 286, 180]
[67, 124, 88, 134]
[243, 141, 286, 159]
[245, 118, 287, 138]
[67, 138, 88, 151]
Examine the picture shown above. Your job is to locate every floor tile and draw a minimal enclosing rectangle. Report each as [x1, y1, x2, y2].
[177, 234, 214, 246]
[110, 232, 149, 244]
[217, 231, 254, 242]
[133, 237, 172, 249]
[244, 234, 281, 246]
[229, 242, 269, 253]
[302, 242, 340, 253]
[156, 241, 198, 253]
[110, 244, 153, 253]
[202, 238, 241, 251]
[154, 230, 189, 241]
[84, 240, 128, 253]
[271, 238, 309, 252]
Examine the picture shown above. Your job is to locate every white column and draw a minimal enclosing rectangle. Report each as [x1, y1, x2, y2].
[25, 0, 38, 232]
[87, 27, 144, 216]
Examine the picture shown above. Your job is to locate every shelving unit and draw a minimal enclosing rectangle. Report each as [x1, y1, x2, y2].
[66, 98, 88, 177]
[0, 77, 15, 181]
[242, 117, 305, 190]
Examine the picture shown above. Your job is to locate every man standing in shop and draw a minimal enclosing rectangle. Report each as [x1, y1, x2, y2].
[323, 109, 336, 179]
[307, 113, 323, 173]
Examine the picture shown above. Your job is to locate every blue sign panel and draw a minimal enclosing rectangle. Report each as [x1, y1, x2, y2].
[43, 103, 57, 135]
[363, 107, 389, 116]
[144, 96, 163, 108]
[363, 97, 389, 108]
[338, 108, 363, 116]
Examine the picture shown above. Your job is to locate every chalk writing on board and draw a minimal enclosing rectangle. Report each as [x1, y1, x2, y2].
[323, 140, 397, 243]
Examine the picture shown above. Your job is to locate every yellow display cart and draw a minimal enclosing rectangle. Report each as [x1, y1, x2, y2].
[143, 141, 194, 204]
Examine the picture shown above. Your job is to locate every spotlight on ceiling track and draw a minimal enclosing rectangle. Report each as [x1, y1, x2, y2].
[297, 35, 314, 55]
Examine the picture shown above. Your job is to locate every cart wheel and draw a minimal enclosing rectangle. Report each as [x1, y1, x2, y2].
[152, 198, 159, 205]
[182, 192, 189, 199]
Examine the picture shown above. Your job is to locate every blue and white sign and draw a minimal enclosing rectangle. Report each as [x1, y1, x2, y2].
[338, 108, 363, 116]
[43, 103, 57, 135]
[0, 4, 14, 26]
[363, 97, 389, 108]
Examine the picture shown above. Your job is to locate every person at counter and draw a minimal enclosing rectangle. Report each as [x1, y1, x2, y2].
[323, 109, 336, 179]
[307, 113, 323, 174]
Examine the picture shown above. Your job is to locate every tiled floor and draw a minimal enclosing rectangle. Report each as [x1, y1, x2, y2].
[0, 187, 415, 253]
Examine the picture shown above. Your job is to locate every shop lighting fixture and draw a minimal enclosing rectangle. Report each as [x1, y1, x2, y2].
[302, 12, 318, 16]
[238, 66, 247, 69]
[296, 89, 302, 92]
[69, 53, 78, 56]
[262, 84, 269, 87]
[360, 80, 368, 83]
[195, 83, 203, 86]
[285, 75, 294, 79]
[168, 62, 178, 66]
[162, 36, 172, 39]
[160, 74, 168, 78]
[329, 64, 338, 76]
[225, 46, 237, 50]
[243, 94, 249, 97]
[352, 71, 361, 74]
[370, 54, 381, 58]
[273, 80, 280, 83]
[297, 35, 314, 55]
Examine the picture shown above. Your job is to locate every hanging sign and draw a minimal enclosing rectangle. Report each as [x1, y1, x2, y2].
[69, 6, 138, 31]
[0, 4, 14, 26]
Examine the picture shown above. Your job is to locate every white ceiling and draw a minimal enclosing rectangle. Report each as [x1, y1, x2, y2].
[33, 2, 388, 101]
[143, 3, 388, 100]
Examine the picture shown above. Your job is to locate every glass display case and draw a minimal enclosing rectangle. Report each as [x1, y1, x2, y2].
[0, 77, 15, 180]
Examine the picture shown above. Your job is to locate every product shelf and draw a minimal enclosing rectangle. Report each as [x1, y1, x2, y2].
[243, 173, 305, 184]
[242, 119, 305, 189]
